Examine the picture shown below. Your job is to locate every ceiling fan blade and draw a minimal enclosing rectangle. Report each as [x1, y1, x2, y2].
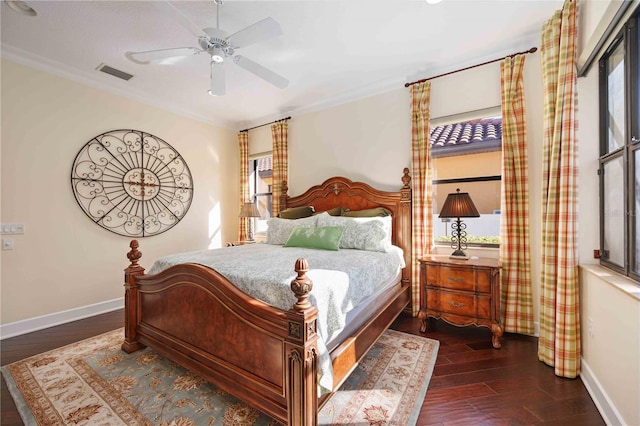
[152, 1, 208, 39]
[125, 47, 201, 65]
[234, 56, 288, 89]
[227, 17, 283, 49]
[209, 62, 225, 96]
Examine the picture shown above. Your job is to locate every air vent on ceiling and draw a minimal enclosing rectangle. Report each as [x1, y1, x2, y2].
[96, 64, 134, 81]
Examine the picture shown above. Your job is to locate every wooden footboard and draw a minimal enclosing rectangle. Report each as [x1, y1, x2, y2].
[122, 240, 320, 424]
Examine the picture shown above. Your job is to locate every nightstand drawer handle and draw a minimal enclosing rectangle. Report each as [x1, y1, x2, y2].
[448, 276, 465, 283]
[449, 301, 465, 308]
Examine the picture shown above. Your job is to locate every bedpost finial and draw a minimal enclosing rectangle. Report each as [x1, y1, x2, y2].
[127, 239, 142, 267]
[291, 258, 313, 311]
[282, 180, 289, 196]
[402, 167, 411, 189]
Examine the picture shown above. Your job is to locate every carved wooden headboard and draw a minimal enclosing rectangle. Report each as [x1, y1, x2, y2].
[280, 168, 412, 287]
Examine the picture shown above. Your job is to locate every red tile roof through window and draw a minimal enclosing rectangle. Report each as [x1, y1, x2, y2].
[257, 157, 272, 172]
[430, 117, 502, 151]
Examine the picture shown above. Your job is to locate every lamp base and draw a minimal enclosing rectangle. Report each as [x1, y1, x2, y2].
[449, 249, 469, 260]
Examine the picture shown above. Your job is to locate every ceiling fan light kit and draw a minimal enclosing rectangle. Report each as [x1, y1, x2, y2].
[126, 0, 288, 96]
[209, 61, 225, 96]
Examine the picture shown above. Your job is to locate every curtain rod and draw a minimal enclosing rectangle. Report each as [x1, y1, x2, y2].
[404, 47, 538, 88]
[240, 116, 291, 133]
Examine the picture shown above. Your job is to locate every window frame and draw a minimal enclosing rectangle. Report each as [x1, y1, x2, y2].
[598, 11, 640, 281]
[430, 108, 503, 249]
[249, 153, 273, 237]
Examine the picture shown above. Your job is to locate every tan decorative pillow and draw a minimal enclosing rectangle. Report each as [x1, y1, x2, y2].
[342, 207, 392, 217]
[278, 206, 315, 219]
[323, 206, 349, 216]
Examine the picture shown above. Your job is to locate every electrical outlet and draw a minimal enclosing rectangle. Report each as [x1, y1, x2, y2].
[588, 317, 594, 337]
[2, 238, 14, 250]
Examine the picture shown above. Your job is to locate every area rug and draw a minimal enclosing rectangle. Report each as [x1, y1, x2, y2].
[2, 328, 438, 426]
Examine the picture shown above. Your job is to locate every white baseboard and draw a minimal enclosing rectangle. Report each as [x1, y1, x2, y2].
[0, 298, 123, 340]
[580, 357, 625, 426]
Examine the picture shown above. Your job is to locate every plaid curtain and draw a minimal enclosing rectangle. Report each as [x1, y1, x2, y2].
[410, 81, 433, 316]
[539, 0, 580, 378]
[238, 132, 249, 241]
[271, 121, 288, 217]
[499, 54, 534, 335]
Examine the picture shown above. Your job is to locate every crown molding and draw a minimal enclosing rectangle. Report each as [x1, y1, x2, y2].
[0, 44, 235, 130]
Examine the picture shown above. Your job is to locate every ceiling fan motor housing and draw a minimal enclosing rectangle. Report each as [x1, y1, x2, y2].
[200, 28, 235, 61]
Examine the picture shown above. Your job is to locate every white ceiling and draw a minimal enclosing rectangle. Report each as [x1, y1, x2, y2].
[1, 0, 564, 130]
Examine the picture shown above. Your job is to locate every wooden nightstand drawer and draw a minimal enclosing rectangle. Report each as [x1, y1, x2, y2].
[426, 290, 491, 319]
[428, 266, 491, 293]
[419, 256, 502, 348]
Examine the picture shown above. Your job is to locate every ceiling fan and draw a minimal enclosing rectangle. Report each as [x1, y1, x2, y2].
[125, 0, 289, 96]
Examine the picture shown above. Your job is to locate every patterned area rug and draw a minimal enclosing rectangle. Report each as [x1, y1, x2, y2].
[2, 328, 438, 425]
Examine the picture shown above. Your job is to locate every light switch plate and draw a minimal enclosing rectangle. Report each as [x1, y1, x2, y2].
[0, 223, 25, 235]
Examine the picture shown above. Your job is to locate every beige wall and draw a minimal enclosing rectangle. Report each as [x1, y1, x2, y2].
[1, 60, 238, 325]
[288, 88, 412, 194]
[579, 267, 639, 426]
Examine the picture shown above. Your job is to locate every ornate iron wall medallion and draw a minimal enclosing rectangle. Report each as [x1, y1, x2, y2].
[71, 129, 193, 237]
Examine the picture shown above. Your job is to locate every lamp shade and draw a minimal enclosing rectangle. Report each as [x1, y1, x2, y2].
[239, 201, 261, 218]
[439, 189, 480, 218]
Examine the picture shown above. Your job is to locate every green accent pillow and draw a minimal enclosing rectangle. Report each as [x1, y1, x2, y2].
[342, 207, 392, 217]
[278, 206, 315, 219]
[284, 226, 345, 251]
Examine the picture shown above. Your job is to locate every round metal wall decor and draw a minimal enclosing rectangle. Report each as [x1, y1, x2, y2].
[71, 129, 193, 237]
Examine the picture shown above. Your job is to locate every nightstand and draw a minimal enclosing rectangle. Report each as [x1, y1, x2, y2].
[418, 255, 503, 348]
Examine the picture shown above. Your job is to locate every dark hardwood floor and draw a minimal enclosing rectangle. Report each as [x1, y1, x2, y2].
[1, 310, 604, 425]
[392, 315, 605, 426]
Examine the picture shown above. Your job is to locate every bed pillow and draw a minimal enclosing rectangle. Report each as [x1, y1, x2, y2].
[324, 206, 349, 216]
[278, 206, 315, 219]
[266, 215, 318, 245]
[284, 226, 345, 251]
[342, 207, 392, 217]
[316, 213, 392, 252]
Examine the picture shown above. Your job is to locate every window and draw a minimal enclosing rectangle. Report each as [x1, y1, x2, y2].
[598, 11, 639, 280]
[430, 111, 502, 247]
[249, 154, 272, 236]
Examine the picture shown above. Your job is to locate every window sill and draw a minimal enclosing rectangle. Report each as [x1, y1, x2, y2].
[579, 264, 640, 302]
[431, 244, 499, 259]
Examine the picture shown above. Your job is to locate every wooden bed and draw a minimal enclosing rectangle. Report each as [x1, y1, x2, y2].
[121, 168, 412, 426]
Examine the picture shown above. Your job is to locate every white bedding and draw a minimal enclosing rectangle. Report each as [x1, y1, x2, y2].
[147, 243, 405, 393]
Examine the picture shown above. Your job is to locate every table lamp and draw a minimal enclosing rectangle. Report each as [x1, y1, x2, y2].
[438, 188, 480, 259]
[239, 201, 261, 241]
